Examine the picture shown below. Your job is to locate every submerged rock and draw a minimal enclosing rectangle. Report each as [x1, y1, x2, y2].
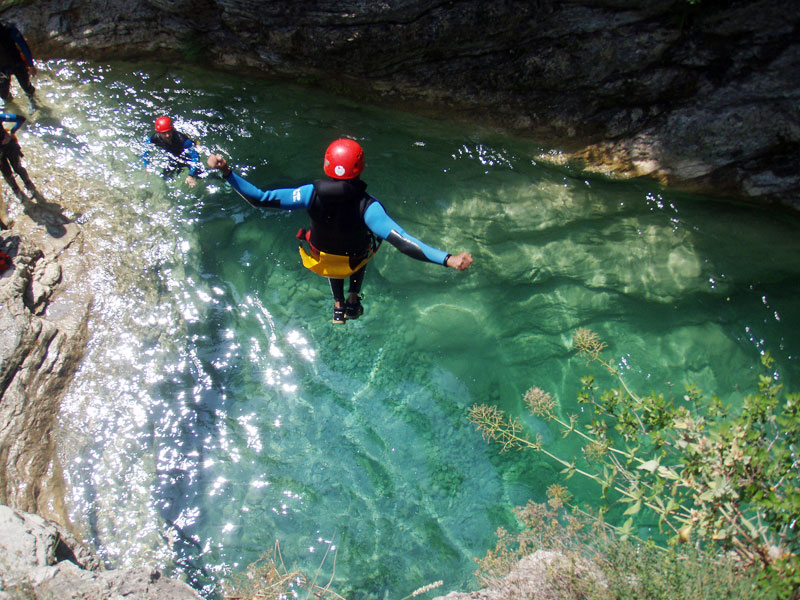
[3, 0, 799, 208]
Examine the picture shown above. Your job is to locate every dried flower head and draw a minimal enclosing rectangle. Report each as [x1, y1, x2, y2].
[468, 404, 528, 453]
[409, 580, 443, 598]
[573, 328, 607, 361]
[524, 386, 556, 418]
[583, 438, 610, 463]
[546, 483, 572, 509]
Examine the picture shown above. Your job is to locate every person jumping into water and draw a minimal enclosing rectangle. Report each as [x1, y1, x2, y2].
[142, 116, 200, 187]
[207, 138, 473, 324]
[0, 111, 37, 199]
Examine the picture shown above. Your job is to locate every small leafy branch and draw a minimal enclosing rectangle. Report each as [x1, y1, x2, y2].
[469, 329, 800, 598]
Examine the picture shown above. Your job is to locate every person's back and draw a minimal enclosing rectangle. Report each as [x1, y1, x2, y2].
[307, 178, 373, 257]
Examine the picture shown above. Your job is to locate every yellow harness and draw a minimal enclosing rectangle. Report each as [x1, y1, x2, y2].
[297, 230, 381, 278]
[298, 246, 376, 278]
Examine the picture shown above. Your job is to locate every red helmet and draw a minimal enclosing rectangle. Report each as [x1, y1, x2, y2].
[323, 138, 364, 179]
[155, 116, 172, 133]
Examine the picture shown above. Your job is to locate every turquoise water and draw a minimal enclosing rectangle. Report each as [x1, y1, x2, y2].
[16, 60, 799, 598]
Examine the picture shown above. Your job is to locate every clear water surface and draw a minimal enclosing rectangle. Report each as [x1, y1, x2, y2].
[13, 60, 800, 599]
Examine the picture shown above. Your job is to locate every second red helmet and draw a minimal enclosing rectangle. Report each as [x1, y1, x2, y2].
[155, 116, 173, 133]
[323, 138, 364, 179]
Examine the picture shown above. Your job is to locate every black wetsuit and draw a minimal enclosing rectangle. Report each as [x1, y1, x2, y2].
[307, 179, 378, 302]
[0, 112, 32, 192]
[0, 21, 35, 100]
[142, 130, 200, 177]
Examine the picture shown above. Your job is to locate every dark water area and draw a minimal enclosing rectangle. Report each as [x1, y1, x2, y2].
[10, 59, 798, 598]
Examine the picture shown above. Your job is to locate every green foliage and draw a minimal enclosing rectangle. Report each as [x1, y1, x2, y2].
[469, 329, 800, 599]
[475, 501, 763, 600]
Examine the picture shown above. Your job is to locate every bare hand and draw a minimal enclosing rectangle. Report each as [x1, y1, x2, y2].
[446, 252, 473, 271]
[207, 153, 232, 176]
[185, 175, 197, 188]
[207, 153, 227, 170]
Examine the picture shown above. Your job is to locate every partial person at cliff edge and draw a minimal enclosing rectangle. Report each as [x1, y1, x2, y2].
[207, 138, 473, 324]
[0, 20, 37, 105]
[142, 116, 200, 187]
[0, 112, 39, 200]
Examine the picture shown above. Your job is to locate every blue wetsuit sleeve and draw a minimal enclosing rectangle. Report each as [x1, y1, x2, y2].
[0, 113, 24, 134]
[10, 28, 34, 66]
[225, 172, 313, 210]
[182, 138, 200, 176]
[141, 137, 152, 168]
[364, 201, 449, 266]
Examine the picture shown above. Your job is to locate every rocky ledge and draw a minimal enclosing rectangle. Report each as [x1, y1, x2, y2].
[4, 0, 800, 209]
[0, 504, 200, 599]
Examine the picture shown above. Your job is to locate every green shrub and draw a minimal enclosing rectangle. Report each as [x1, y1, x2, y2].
[470, 329, 800, 599]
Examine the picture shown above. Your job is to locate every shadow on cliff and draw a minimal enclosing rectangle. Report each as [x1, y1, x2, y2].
[17, 191, 71, 238]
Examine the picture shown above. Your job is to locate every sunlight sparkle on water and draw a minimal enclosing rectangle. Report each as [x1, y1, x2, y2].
[43, 59, 799, 600]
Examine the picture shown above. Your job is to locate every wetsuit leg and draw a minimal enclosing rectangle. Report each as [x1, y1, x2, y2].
[4, 142, 31, 188]
[10, 64, 34, 96]
[0, 154, 19, 191]
[329, 277, 346, 304]
[0, 72, 11, 100]
[348, 265, 366, 297]
[9, 152, 32, 188]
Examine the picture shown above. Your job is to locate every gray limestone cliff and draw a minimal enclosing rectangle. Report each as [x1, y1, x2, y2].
[4, 0, 800, 209]
[0, 198, 87, 524]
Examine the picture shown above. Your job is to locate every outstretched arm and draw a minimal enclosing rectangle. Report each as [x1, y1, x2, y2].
[182, 140, 201, 187]
[364, 201, 473, 270]
[207, 153, 312, 210]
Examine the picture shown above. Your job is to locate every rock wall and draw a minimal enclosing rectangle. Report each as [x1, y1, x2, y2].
[0, 195, 88, 525]
[4, 0, 799, 208]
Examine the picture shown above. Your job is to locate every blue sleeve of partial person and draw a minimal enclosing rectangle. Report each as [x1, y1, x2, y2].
[363, 201, 449, 266]
[10, 28, 34, 66]
[0, 113, 24, 134]
[182, 139, 200, 176]
[225, 172, 314, 211]
[141, 136, 153, 168]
